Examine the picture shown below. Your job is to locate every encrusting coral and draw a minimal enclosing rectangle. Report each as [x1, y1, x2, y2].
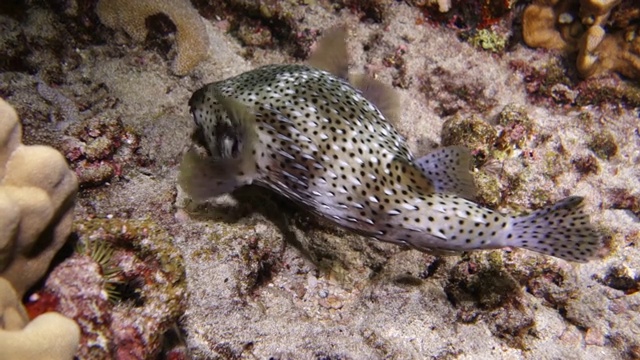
[37, 218, 187, 359]
[96, 0, 209, 75]
[0, 97, 78, 298]
[0, 277, 80, 360]
[523, 0, 640, 79]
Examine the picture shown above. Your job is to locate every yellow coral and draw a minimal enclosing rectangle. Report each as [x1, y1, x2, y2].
[96, 0, 209, 75]
[0, 277, 79, 360]
[523, 0, 640, 79]
[522, 0, 583, 51]
[577, 23, 640, 79]
[0, 98, 78, 297]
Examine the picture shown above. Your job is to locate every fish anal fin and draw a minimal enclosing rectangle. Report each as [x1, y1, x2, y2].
[350, 73, 400, 124]
[308, 26, 349, 79]
[415, 146, 476, 200]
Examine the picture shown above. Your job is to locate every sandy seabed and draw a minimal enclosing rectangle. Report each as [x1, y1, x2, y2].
[1, 2, 639, 359]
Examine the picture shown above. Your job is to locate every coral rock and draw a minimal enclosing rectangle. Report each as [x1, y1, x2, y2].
[0, 277, 80, 360]
[579, 0, 621, 26]
[523, 0, 640, 79]
[0, 277, 29, 331]
[43, 218, 187, 359]
[577, 24, 640, 79]
[0, 98, 78, 298]
[96, 0, 209, 75]
[523, 0, 583, 52]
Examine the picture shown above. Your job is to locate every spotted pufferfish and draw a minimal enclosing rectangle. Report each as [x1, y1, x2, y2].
[179, 28, 601, 262]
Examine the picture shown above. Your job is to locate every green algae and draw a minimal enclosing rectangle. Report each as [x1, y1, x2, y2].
[495, 104, 535, 151]
[445, 252, 535, 349]
[467, 29, 507, 53]
[441, 115, 497, 166]
[474, 170, 502, 208]
[588, 131, 618, 160]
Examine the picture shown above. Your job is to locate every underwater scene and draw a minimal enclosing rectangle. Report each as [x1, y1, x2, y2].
[0, 0, 639, 359]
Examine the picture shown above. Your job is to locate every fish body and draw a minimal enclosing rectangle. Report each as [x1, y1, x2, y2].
[180, 30, 601, 262]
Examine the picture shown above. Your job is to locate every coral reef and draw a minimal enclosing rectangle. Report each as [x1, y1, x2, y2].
[495, 104, 535, 150]
[0, 97, 78, 297]
[60, 116, 144, 187]
[96, 0, 208, 75]
[27, 218, 187, 359]
[0, 277, 80, 360]
[1, 1, 639, 359]
[440, 115, 497, 165]
[192, 0, 317, 59]
[588, 130, 618, 160]
[523, 0, 640, 79]
[466, 28, 508, 53]
[445, 253, 535, 348]
[332, 0, 393, 23]
[414, 0, 514, 30]
[510, 56, 640, 108]
[522, 0, 583, 51]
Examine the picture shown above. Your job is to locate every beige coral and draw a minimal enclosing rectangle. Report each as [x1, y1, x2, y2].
[0, 97, 78, 297]
[523, 0, 640, 79]
[577, 24, 640, 78]
[522, 0, 583, 51]
[0, 277, 79, 360]
[96, 0, 209, 75]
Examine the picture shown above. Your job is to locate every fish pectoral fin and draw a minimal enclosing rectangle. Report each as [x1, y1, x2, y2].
[414, 146, 477, 200]
[307, 26, 349, 79]
[349, 73, 400, 124]
[215, 92, 255, 132]
[213, 91, 259, 162]
[178, 147, 256, 202]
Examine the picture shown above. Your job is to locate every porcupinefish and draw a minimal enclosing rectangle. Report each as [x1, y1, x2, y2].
[179, 28, 601, 262]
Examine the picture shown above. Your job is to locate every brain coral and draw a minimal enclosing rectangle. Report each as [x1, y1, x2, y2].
[96, 0, 209, 75]
[0, 277, 79, 360]
[0, 97, 78, 297]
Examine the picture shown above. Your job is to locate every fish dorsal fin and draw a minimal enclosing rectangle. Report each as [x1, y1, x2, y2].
[308, 26, 349, 79]
[349, 73, 400, 124]
[179, 95, 258, 202]
[389, 157, 435, 194]
[414, 146, 476, 200]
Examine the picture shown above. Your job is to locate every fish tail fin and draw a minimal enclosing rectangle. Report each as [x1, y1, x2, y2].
[415, 146, 477, 200]
[508, 196, 602, 262]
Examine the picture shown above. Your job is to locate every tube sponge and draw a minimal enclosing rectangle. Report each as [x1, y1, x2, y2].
[0, 98, 78, 298]
[96, 0, 209, 75]
[0, 277, 80, 360]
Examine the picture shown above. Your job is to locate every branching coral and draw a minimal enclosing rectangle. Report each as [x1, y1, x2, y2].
[0, 277, 80, 360]
[0, 98, 78, 298]
[96, 0, 209, 75]
[523, 0, 640, 79]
